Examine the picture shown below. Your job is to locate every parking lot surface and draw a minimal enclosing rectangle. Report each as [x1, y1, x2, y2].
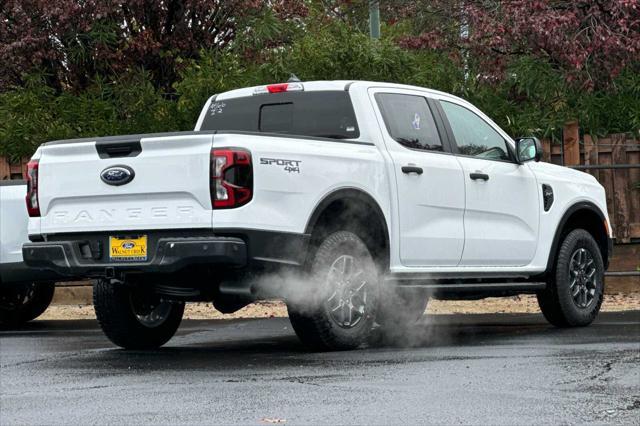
[1, 311, 639, 425]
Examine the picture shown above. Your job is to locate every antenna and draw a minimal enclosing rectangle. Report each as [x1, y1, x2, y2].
[287, 74, 301, 83]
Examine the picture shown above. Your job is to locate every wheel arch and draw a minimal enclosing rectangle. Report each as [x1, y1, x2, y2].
[304, 188, 390, 270]
[545, 201, 610, 274]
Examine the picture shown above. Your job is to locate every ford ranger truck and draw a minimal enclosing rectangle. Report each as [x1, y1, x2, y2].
[0, 180, 59, 325]
[22, 80, 612, 350]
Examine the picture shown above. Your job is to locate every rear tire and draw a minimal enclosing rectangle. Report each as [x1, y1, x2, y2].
[287, 231, 380, 351]
[0, 282, 55, 326]
[93, 279, 184, 349]
[537, 229, 605, 327]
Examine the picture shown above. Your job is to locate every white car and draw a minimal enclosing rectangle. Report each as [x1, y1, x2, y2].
[22, 80, 612, 349]
[0, 181, 58, 325]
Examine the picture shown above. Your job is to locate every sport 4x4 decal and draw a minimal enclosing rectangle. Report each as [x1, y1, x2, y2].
[260, 158, 301, 173]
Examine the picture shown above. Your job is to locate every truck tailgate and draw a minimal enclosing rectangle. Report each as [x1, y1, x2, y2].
[37, 133, 214, 234]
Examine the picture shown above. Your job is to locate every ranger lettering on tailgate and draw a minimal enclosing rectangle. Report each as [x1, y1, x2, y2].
[51, 206, 195, 224]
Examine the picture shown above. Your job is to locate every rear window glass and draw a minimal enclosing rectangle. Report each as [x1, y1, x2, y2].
[200, 91, 360, 139]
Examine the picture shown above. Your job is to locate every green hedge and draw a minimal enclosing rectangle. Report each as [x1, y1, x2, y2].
[1, 21, 638, 161]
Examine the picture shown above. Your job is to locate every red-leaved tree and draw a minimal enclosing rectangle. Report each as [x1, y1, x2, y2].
[0, 0, 307, 93]
[400, 0, 640, 90]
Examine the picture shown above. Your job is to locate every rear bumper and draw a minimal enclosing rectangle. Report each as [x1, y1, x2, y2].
[23, 237, 246, 277]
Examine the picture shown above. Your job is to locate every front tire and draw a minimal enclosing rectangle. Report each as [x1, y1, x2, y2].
[93, 279, 184, 349]
[287, 231, 380, 351]
[0, 282, 55, 326]
[537, 229, 605, 327]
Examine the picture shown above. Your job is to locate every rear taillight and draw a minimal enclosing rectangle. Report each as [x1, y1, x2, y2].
[25, 159, 40, 217]
[210, 148, 253, 209]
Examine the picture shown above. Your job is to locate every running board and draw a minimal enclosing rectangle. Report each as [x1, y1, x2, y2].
[389, 281, 546, 292]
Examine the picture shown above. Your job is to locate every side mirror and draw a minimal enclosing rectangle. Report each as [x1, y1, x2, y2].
[515, 137, 543, 163]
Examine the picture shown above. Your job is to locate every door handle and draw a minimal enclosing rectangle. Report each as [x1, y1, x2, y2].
[402, 166, 423, 175]
[469, 172, 489, 181]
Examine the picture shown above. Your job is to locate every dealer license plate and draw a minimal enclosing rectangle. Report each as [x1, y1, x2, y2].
[109, 236, 148, 262]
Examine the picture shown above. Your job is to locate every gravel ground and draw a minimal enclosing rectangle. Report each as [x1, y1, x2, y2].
[38, 292, 640, 321]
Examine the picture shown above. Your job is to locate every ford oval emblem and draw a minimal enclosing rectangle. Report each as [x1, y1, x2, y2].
[100, 165, 135, 186]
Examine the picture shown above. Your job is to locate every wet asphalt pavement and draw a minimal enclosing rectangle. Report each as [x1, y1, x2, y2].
[1, 311, 639, 425]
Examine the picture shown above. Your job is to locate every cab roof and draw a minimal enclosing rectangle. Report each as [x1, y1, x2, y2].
[215, 80, 457, 102]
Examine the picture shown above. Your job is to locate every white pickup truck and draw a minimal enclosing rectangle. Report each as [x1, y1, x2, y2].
[22, 80, 612, 350]
[0, 180, 58, 325]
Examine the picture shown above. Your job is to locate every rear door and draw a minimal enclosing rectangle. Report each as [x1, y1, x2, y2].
[370, 89, 465, 266]
[38, 132, 214, 234]
[437, 99, 539, 266]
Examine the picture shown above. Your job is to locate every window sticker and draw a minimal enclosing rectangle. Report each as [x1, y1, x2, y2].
[412, 112, 421, 130]
[209, 101, 227, 116]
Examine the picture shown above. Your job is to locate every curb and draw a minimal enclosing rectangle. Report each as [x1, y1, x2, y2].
[52, 282, 93, 305]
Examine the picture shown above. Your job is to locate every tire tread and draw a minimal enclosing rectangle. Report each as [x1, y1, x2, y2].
[93, 279, 184, 349]
[0, 282, 55, 326]
[537, 228, 604, 327]
[287, 231, 378, 351]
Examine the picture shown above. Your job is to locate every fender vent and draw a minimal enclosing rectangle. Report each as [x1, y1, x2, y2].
[542, 184, 554, 211]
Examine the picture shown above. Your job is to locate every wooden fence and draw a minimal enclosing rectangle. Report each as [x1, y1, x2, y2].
[542, 123, 640, 243]
[0, 157, 28, 181]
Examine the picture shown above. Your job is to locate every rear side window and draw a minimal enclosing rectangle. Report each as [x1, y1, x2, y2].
[200, 91, 359, 139]
[375, 93, 443, 152]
